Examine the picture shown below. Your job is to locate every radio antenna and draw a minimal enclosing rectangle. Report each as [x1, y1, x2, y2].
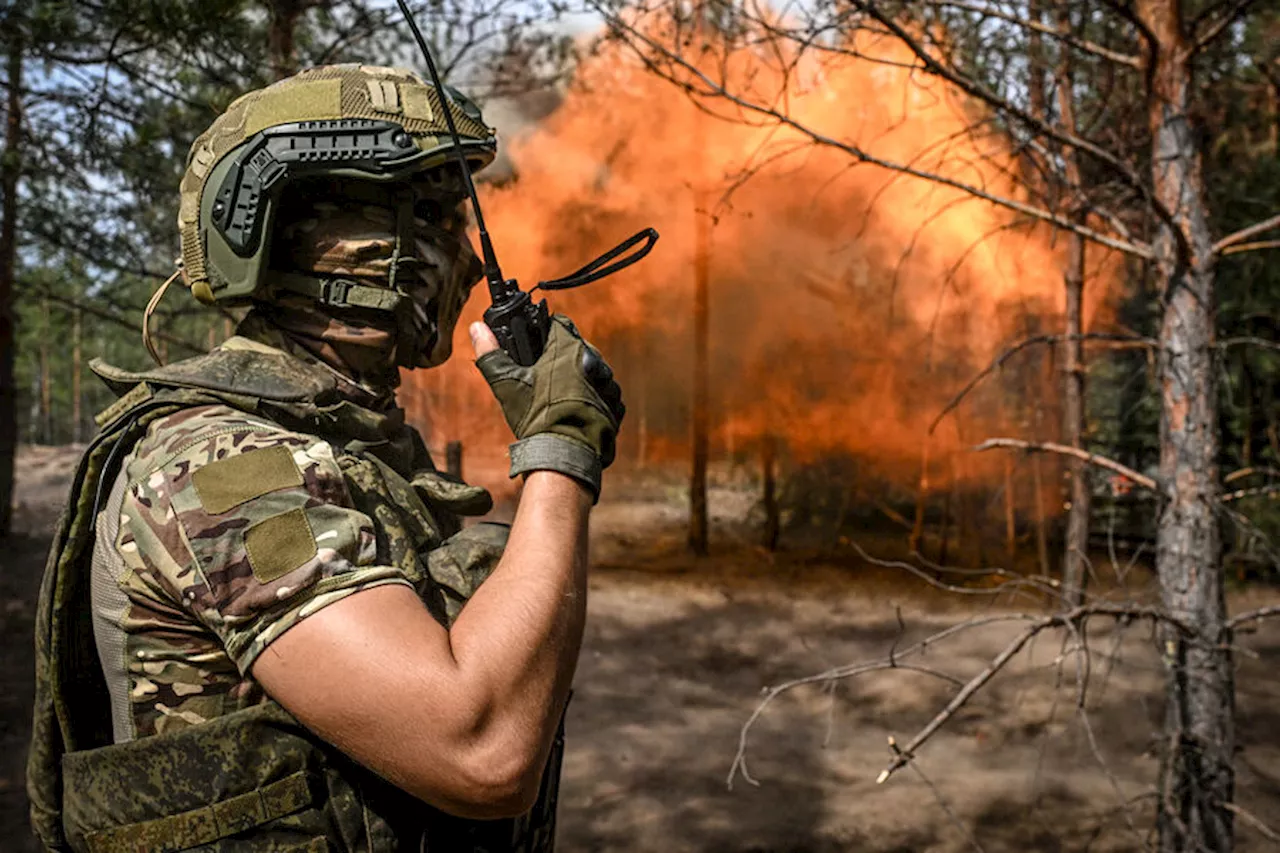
[395, 0, 507, 297]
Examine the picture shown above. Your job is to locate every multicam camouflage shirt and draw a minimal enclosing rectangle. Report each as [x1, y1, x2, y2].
[88, 334, 498, 743]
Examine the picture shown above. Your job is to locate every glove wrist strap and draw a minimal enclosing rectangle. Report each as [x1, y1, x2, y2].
[509, 434, 602, 501]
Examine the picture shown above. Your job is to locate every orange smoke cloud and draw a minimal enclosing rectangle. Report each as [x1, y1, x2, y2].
[404, 23, 1121, 502]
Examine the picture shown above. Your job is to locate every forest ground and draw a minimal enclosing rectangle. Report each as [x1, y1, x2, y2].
[4, 445, 1280, 852]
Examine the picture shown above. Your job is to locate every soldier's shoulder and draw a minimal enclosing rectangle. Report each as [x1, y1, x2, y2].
[128, 403, 326, 483]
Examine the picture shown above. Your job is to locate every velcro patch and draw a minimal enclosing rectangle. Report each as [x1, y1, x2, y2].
[192, 446, 304, 514]
[402, 86, 434, 121]
[244, 78, 342, 137]
[245, 508, 317, 584]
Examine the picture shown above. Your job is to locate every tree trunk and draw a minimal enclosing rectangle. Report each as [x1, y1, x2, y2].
[1055, 14, 1090, 607]
[1004, 455, 1016, 558]
[266, 0, 310, 81]
[72, 304, 82, 444]
[1136, 3, 1233, 850]
[0, 30, 20, 535]
[689, 190, 710, 557]
[910, 439, 930, 553]
[39, 293, 50, 444]
[1031, 453, 1051, 579]
[761, 433, 779, 551]
[1060, 233, 1090, 604]
[446, 440, 463, 480]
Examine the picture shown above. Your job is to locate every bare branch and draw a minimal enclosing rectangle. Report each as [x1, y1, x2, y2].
[848, 1, 1185, 257]
[973, 438, 1158, 492]
[918, 1, 1141, 68]
[1193, 0, 1267, 52]
[1222, 239, 1280, 256]
[1219, 336, 1280, 353]
[1220, 801, 1280, 841]
[1224, 467, 1280, 484]
[1214, 212, 1280, 255]
[1227, 606, 1280, 631]
[1222, 484, 1280, 502]
[876, 604, 1190, 785]
[728, 613, 1041, 788]
[597, 9, 1154, 260]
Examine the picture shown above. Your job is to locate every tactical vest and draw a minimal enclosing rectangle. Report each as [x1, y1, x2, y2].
[28, 340, 562, 853]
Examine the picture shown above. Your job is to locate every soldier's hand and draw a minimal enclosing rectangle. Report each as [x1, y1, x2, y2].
[471, 316, 624, 500]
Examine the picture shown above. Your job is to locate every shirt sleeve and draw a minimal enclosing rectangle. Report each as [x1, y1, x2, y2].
[116, 406, 413, 674]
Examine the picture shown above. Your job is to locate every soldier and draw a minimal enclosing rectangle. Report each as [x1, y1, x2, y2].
[28, 65, 623, 852]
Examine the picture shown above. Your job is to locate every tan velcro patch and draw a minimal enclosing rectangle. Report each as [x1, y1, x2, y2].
[402, 86, 434, 121]
[191, 446, 303, 514]
[244, 78, 343, 138]
[244, 508, 317, 584]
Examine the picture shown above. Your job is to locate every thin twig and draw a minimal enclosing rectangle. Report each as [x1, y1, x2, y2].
[1219, 801, 1280, 842]
[1227, 606, 1280, 631]
[974, 439, 1158, 492]
[1219, 336, 1280, 353]
[1215, 212, 1280, 254]
[1222, 239, 1280, 256]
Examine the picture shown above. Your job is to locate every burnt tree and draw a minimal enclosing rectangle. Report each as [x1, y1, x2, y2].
[0, 19, 22, 536]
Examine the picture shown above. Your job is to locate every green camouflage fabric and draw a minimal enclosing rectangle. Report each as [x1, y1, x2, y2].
[99, 332, 503, 739]
[108, 402, 408, 738]
[269, 175, 482, 368]
[31, 335, 563, 853]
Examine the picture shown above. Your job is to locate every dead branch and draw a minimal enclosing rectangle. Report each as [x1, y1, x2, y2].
[728, 613, 1040, 788]
[1214, 212, 1280, 255]
[973, 438, 1158, 492]
[1222, 239, 1280, 256]
[919, 1, 1141, 67]
[929, 333, 1157, 435]
[875, 604, 1189, 785]
[1222, 484, 1280, 502]
[1219, 336, 1280, 353]
[1227, 605, 1280, 631]
[844, 539, 1061, 604]
[1219, 801, 1280, 842]
[1193, 0, 1269, 51]
[1224, 467, 1280, 484]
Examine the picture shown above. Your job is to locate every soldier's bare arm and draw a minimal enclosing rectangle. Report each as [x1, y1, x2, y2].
[252, 469, 591, 820]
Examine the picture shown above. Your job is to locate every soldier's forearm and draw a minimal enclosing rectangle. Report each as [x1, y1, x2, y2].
[446, 470, 592, 798]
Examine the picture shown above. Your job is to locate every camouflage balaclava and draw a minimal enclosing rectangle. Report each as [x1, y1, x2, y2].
[250, 172, 483, 396]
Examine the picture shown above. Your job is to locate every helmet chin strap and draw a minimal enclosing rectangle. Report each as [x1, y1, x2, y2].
[142, 267, 186, 366]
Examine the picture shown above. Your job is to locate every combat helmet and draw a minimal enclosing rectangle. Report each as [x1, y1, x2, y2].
[177, 64, 495, 311]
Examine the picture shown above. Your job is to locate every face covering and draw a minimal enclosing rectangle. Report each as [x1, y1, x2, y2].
[270, 177, 483, 370]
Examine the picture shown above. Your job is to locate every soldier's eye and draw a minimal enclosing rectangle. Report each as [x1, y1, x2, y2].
[414, 198, 443, 223]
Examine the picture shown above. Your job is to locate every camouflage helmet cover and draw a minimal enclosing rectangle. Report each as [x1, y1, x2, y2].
[178, 64, 495, 306]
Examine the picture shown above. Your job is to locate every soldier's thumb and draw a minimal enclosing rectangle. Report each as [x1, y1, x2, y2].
[470, 322, 500, 358]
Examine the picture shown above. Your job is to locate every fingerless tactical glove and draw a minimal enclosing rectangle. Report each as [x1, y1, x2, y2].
[475, 315, 624, 499]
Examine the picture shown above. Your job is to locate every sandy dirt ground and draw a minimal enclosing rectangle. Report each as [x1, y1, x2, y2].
[4, 445, 1280, 852]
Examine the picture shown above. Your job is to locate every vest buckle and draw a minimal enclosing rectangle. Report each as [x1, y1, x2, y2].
[321, 278, 356, 307]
